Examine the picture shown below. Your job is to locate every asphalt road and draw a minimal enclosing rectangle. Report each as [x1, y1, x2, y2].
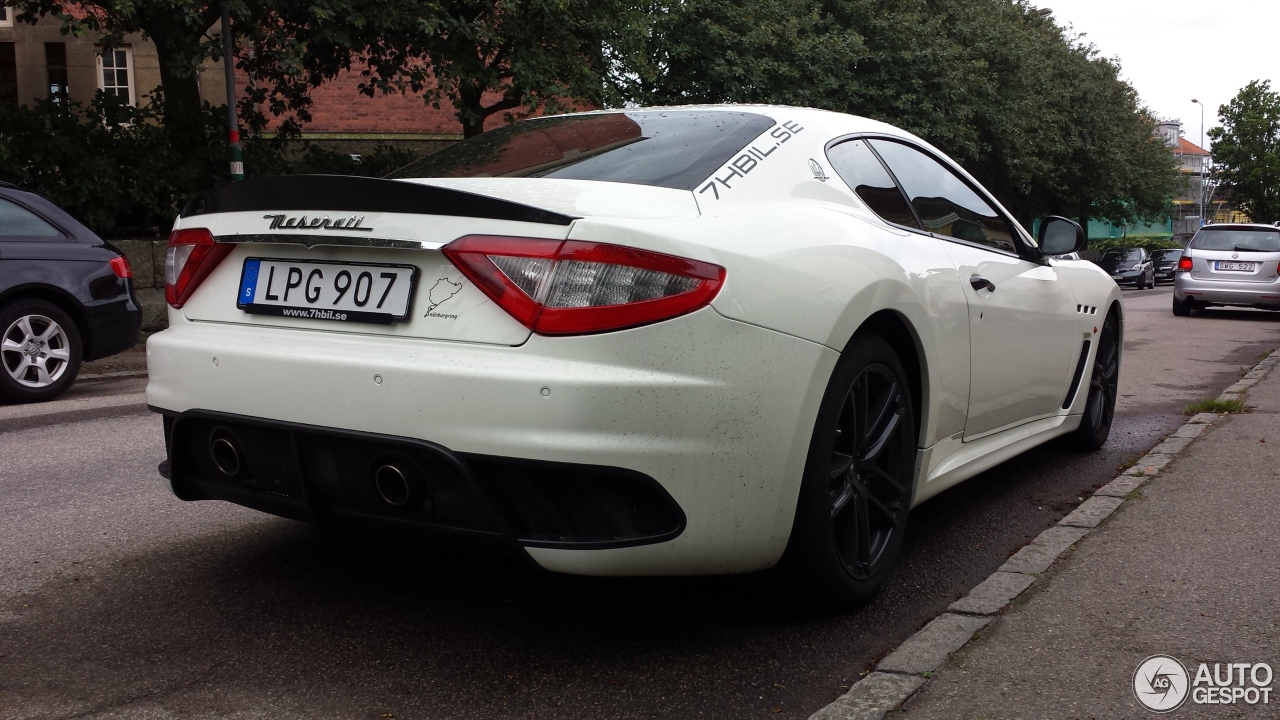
[3, 285, 1280, 720]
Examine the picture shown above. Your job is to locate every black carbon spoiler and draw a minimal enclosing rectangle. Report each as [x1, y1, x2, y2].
[180, 175, 577, 227]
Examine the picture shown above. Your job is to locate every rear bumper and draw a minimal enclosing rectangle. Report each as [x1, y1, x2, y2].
[1107, 269, 1146, 285]
[1174, 273, 1280, 308]
[146, 307, 837, 575]
[82, 295, 141, 360]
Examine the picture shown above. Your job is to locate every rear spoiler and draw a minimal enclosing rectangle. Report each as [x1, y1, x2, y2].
[181, 174, 577, 227]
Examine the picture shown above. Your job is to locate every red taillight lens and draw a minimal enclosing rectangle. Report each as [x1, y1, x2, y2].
[108, 255, 132, 279]
[443, 235, 726, 335]
[1177, 256, 1193, 272]
[165, 228, 233, 308]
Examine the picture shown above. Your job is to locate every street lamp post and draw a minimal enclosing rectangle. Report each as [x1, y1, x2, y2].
[1192, 98, 1205, 225]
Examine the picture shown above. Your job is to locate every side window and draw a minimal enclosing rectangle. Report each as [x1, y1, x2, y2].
[826, 140, 920, 229]
[867, 140, 1018, 254]
[0, 198, 64, 238]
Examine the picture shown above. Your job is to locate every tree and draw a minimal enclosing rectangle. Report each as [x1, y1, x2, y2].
[1209, 80, 1280, 223]
[622, 0, 1181, 230]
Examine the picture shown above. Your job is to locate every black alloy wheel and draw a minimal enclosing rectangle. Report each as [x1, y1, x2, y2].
[783, 334, 916, 609]
[1070, 308, 1119, 450]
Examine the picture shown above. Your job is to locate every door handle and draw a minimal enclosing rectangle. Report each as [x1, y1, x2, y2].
[970, 274, 996, 292]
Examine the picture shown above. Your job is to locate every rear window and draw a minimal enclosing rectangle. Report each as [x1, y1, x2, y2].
[1100, 249, 1141, 263]
[1153, 249, 1183, 260]
[1190, 228, 1280, 252]
[386, 111, 776, 191]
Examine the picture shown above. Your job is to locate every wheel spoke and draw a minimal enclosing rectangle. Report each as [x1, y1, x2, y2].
[830, 451, 853, 480]
[830, 478, 854, 519]
[862, 462, 908, 495]
[860, 409, 902, 463]
[862, 380, 898, 447]
[1, 338, 24, 352]
[47, 346, 71, 361]
[854, 493, 872, 567]
[34, 321, 59, 343]
[15, 316, 35, 343]
[34, 361, 51, 385]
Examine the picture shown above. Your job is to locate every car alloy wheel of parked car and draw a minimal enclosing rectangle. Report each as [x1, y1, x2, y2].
[784, 333, 916, 607]
[1071, 309, 1119, 450]
[0, 300, 83, 403]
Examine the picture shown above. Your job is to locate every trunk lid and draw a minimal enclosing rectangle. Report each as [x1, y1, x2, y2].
[1188, 249, 1280, 283]
[174, 175, 698, 346]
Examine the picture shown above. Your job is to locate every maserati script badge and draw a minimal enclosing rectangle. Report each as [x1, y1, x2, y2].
[263, 214, 374, 232]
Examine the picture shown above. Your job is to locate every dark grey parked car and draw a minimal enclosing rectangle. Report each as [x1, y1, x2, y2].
[0, 182, 141, 403]
[1094, 247, 1155, 289]
[1152, 248, 1184, 284]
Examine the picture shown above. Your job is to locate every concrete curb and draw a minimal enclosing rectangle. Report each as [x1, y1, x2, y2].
[807, 351, 1280, 720]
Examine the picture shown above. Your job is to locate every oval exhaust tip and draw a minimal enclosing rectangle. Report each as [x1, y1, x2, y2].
[374, 464, 411, 506]
[211, 436, 241, 477]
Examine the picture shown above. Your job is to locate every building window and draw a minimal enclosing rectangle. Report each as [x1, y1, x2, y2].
[45, 42, 68, 100]
[0, 5, 14, 28]
[0, 43, 16, 106]
[97, 47, 134, 105]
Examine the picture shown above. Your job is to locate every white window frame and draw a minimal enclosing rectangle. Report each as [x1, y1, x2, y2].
[96, 46, 136, 106]
[1, 5, 15, 28]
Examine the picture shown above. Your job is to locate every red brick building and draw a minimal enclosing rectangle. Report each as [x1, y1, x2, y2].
[1, 9, 492, 154]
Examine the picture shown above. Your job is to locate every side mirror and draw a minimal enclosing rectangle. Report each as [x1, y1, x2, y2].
[1038, 216, 1086, 256]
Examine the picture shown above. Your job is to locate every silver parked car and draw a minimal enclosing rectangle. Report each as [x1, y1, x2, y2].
[1173, 223, 1280, 316]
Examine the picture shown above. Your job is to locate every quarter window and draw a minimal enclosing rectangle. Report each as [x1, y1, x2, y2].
[0, 198, 63, 238]
[868, 140, 1018, 254]
[98, 47, 134, 105]
[826, 140, 920, 229]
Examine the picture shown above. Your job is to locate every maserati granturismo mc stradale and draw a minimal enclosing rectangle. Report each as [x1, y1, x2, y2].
[146, 106, 1121, 607]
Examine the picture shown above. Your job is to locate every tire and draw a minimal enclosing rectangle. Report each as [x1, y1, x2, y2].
[780, 334, 917, 610]
[1172, 295, 1191, 317]
[1069, 308, 1119, 450]
[0, 299, 83, 404]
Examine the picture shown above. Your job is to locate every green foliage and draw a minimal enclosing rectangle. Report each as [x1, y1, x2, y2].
[1089, 238, 1181, 255]
[1184, 398, 1246, 415]
[1208, 80, 1280, 223]
[0, 92, 411, 234]
[622, 0, 1182, 229]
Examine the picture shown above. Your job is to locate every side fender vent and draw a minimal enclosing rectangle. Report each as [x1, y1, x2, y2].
[1063, 339, 1093, 409]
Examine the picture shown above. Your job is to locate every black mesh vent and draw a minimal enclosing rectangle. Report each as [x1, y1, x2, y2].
[480, 460, 684, 546]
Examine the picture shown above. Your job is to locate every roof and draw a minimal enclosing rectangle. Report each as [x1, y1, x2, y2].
[1176, 137, 1209, 156]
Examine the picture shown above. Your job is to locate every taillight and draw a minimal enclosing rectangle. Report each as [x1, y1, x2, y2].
[443, 235, 725, 335]
[1177, 256, 1193, 272]
[165, 228, 233, 308]
[108, 255, 132, 279]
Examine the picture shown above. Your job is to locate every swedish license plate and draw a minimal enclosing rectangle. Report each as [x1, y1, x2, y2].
[1215, 261, 1256, 272]
[237, 258, 418, 324]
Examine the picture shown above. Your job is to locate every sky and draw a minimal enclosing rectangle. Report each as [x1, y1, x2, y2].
[1043, 0, 1276, 150]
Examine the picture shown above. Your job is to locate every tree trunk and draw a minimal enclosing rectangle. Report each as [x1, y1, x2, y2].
[457, 83, 486, 139]
[149, 30, 207, 147]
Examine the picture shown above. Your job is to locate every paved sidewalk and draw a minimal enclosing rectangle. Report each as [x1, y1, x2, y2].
[896, 370, 1280, 717]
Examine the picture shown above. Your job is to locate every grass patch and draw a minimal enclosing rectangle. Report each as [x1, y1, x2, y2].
[1185, 398, 1246, 415]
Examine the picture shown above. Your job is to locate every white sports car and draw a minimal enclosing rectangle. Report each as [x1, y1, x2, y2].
[147, 105, 1121, 607]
